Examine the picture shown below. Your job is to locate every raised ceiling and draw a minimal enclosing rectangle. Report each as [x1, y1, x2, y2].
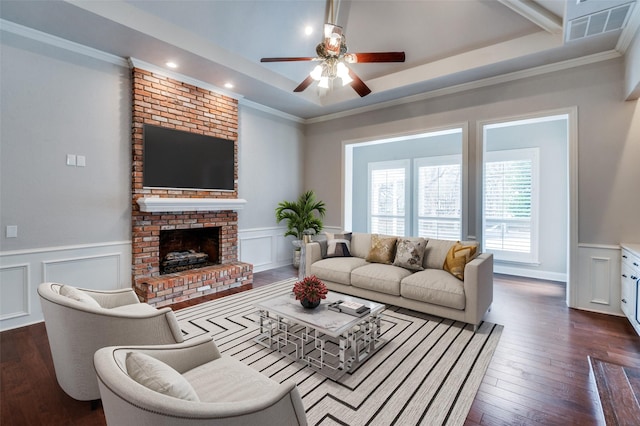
[1, 0, 638, 120]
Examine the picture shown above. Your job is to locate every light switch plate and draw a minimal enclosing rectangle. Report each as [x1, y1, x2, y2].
[66, 154, 76, 166]
[6, 225, 18, 238]
[76, 155, 86, 167]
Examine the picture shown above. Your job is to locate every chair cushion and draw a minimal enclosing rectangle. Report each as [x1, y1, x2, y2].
[183, 356, 278, 403]
[310, 257, 368, 285]
[110, 303, 159, 314]
[126, 352, 200, 402]
[366, 235, 398, 264]
[59, 285, 101, 308]
[351, 263, 412, 296]
[393, 237, 428, 271]
[401, 269, 465, 310]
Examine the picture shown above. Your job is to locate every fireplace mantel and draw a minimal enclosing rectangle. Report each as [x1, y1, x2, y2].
[137, 197, 247, 213]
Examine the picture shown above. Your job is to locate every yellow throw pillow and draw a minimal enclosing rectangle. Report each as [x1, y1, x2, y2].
[366, 234, 398, 264]
[443, 242, 478, 280]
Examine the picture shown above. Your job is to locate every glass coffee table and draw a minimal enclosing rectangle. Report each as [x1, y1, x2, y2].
[255, 292, 385, 379]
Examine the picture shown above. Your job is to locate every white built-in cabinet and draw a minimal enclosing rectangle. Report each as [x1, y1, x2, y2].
[621, 243, 640, 336]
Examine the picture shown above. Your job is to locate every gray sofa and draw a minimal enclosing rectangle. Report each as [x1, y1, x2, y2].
[304, 233, 493, 328]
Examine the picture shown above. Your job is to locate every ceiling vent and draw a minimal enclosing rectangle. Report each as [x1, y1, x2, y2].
[566, 2, 634, 41]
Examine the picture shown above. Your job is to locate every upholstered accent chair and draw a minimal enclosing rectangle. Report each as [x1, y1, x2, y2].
[37, 282, 184, 402]
[94, 336, 308, 425]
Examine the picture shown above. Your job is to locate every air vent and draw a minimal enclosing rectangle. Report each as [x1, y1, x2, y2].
[566, 2, 634, 41]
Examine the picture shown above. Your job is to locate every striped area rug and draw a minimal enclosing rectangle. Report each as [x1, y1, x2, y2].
[175, 278, 502, 426]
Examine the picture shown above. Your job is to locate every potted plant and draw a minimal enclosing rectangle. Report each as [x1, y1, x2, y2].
[292, 275, 328, 309]
[275, 190, 326, 268]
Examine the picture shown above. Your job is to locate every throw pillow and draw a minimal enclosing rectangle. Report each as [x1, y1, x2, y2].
[366, 234, 398, 264]
[393, 237, 428, 271]
[126, 351, 200, 402]
[325, 232, 352, 257]
[59, 285, 101, 308]
[443, 242, 478, 280]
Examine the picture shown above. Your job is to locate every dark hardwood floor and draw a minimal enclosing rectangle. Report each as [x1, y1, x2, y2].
[1, 268, 638, 425]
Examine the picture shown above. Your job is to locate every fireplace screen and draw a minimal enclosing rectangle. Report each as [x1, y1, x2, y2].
[159, 227, 220, 274]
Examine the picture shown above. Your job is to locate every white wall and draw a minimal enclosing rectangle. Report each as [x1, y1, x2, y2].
[625, 27, 640, 100]
[0, 32, 133, 330]
[237, 105, 305, 272]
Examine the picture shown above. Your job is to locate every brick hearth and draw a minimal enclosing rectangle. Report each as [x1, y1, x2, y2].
[131, 67, 252, 307]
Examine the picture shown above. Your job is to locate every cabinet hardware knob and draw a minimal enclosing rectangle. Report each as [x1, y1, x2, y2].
[634, 262, 639, 267]
[622, 274, 628, 278]
[623, 255, 628, 258]
[622, 299, 627, 303]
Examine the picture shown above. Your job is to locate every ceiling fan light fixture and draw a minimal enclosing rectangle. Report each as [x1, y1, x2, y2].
[310, 65, 323, 80]
[336, 62, 352, 85]
[318, 76, 330, 89]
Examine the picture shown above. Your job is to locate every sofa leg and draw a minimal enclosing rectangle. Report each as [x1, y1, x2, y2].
[90, 399, 101, 410]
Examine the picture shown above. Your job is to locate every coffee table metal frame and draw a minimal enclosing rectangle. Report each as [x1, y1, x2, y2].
[254, 292, 385, 379]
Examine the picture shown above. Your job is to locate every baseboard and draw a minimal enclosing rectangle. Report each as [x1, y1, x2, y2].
[493, 264, 567, 282]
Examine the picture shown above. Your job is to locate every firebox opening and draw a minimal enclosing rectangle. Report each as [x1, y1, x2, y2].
[159, 227, 220, 275]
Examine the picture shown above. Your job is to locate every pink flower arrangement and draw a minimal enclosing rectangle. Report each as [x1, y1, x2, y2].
[292, 275, 328, 303]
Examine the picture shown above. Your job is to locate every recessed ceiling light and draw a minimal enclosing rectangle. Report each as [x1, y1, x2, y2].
[165, 61, 178, 69]
[304, 25, 313, 36]
[224, 82, 234, 89]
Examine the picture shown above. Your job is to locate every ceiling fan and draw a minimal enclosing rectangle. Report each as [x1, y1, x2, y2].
[260, 0, 405, 97]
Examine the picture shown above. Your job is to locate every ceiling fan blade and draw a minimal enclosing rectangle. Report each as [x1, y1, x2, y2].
[294, 75, 315, 93]
[261, 57, 316, 62]
[348, 69, 371, 97]
[346, 52, 406, 63]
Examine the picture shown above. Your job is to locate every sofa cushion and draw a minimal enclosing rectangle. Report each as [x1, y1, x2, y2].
[393, 237, 428, 271]
[325, 232, 352, 257]
[126, 352, 200, 402]
[422, 239, 457, 270]
[59, 285, 101, 308]
[351, 263, 412, 296]
[183, 356, 277, 403]
[350, 233, 372, 259]
[400, 269, 466, 310]
[310, 257, 368, 285]
[366, 235, 398, 264]
[443, 242, 478, 280]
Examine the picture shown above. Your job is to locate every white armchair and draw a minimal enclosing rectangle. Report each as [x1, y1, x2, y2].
[94, 336, 308, 426]
[37, 282, 184, 402]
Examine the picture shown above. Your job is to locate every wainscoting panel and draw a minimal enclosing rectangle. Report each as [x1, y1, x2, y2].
[0, 242, 131, 331]
[238, 227, 293, 273]
[43, 253, 121, 290]
[577, 244, 622, 316]
[0, 263, 30, 321]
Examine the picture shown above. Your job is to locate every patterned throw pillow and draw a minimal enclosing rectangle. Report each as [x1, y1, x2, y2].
[393, 237, 428, 271]
[366, 234, 398, 264]
[443, 242, 478, 280]
[326, 232, 352, 257]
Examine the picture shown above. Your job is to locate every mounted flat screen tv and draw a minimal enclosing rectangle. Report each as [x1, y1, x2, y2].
[143, 124, 235, 191]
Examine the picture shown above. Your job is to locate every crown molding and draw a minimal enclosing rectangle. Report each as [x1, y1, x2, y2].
[305, 50, 622, 124]
[497, 0, 563, 35]
[616, 2, 640, 53]
[0, 19, 128, 67]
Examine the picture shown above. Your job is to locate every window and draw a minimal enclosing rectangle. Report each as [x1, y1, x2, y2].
[368, 160, 409, 235]
[483, 148, 539, 263]
[415, 155, 461, 240]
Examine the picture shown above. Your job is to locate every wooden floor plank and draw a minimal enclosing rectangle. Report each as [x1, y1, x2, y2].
[1, 268, 639, 425]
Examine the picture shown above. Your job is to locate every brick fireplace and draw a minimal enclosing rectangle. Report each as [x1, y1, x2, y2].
[131, 66, 252, 307]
